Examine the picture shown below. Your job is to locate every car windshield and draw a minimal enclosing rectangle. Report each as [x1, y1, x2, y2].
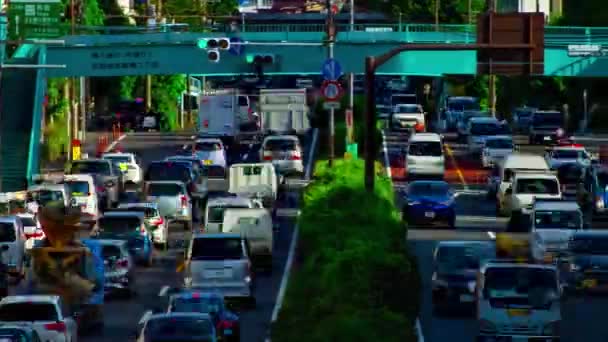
[557, 164, 584, 184]
[28, 190, 64, 206]
[570, 237, 608, 255]
[448, 99, 479, 111]
[148, 183, 182, 196]
[264, 139, 297, 151]
[145, 317, 213, 338]
[515, 179, 559, 195]
[171, 296, 224, 314]
[146, 164, 191, 182]
[191, 237, 243, 260]
[98, 217, 141, 234]
[408, 142, 442, 157]
[207, 205, 249, 223]
[395, 105, 420, 113]
[105, 156, 131, 164]
[471, 123, 509, 135]
[18, 217, 36, 227]
[102, 245, 122, 259]
[201, 166, 226, 179]
[0, 303, 58, 321]
[534, 210, 581, 229]
[408, 182, 449, 197]
[532, 113, 563, 126]
[553, 150, 585, 159]
[0, 223, 15, 242]
[598, 172, 608, 188]
[71, 161, 111, 175]
[483, 267, 558, 309]
[195, 142, 221, 151]
[485, 139, 513, 149]
[65, 181, 90, 196]
[437, 245, 494, 271]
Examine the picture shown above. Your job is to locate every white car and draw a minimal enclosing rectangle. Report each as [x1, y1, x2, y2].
[481, 135, 515, 168]
[102, 152, 143, 184]
[530, 201, 583, 264]
[193, 138, 227, 167]
[406, 133, 445, 179]
[260, 135, 304, 175]
[0, 216, 26, 278]
[545, 145, 591, 169]
[0, 295, 78, 342]
[16, 213, 44, 250]
[64, 174, 100, 221]
[499, 172, 562, 217]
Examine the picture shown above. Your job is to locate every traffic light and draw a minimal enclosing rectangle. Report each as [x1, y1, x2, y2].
[197, 38, 231, 50]
[207, 49, 220, 63]
[246, 54, 275, 64]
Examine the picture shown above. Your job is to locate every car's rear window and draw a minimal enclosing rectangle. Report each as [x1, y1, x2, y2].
[0, 223, 16, 242]
[191, 237, 243, 260]
[207, 205, 249, 223]
[146, 163, 191, 182]
[65, 181, 90, 196]
[0, 303, 58, 321]
[18, 217, 36, 227]
[70, 161, 111, 175]
[264, 139, 297, 151]
[98, 217, 141, 234]
[408, 141, 442, 157]
[145, 317, 213, 337]
[195, 142, 221, 151]
[104, 156, 131, 164]
[148, 183, 182, 196]
[102, 245, 122, 259]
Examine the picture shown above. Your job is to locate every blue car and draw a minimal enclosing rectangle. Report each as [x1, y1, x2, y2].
[94, 211, 154, 266]
[402, 180, 456, 228]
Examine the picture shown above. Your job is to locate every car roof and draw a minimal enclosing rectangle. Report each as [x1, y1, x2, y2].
[485, 135, 512, 141]
[0, 216, 18, 224]
[64, 174, 95, 181]
[409, 133, 441, 142]
[1, 295, 60, 305]
[263, 135, 299, 142]
[470, 117, 499, 123]
[513, 172, 557, 180]
[533, 201, 580, 211]
[195, 138, 223, 143]
[503, 154, 548, 169]
[207, 196, 252, 206]
[192, 233, 242, 240]
[102, 211, 145, 218]
[103, 153, 134, 157]
[147, 312, 213, 321]
[118, 202, 159, 209]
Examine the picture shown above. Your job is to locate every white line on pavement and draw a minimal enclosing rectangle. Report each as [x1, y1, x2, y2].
[487, 231, 496, 240]
[382, 130, 392, 178]
[104, 133, 127, 152]
[416, 318, 424, 342]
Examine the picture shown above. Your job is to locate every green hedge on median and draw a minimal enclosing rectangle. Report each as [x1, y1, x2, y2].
[271, 159, 421, 342]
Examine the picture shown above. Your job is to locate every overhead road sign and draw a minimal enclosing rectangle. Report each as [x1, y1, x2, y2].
[568, 44, 603, 57]
[321, 58, 343, 80]
[321, 80, 343, 101]
[8, 0, 63, 39]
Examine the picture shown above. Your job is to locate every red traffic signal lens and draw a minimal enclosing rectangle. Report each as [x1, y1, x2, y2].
[263, 55, 273, 63]
[208, 50, 219, 61]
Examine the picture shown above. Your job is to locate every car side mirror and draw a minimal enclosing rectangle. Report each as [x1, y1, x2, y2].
[105, 181, 115, 187]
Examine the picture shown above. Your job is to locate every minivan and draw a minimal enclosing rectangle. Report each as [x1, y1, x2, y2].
[406, 133, 445, 179]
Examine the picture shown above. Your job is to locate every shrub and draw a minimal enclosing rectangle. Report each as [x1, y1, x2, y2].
[271, 159, 421, 342]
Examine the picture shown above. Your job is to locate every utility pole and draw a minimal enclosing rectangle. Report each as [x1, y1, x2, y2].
[349, 0, 354, 32]
[487, 0, 496, 118]
[68, 0, 76, 160]
[145, 3, 156, 112]
[0, 14, 6, 191]
[435, 0, 440, 31]
[326, 0, 335, 166]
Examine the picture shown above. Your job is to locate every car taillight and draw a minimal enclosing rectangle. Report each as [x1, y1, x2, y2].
[219, 320, 235, 329]
[203, 120, 209, 128]
[140, 225, 146, 234]
[415, 122, 425, 132]
[290, 152, 301, 160]
[116, 259, 129, 268]
[181, 196, 188, 208]
[96, 186, 104, 192]
[263, 151, 272, 161]
[44, 322, 66, 333]
[153, 217, 164, 226]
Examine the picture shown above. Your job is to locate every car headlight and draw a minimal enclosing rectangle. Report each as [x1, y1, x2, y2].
[597, 196, 605, 209]
[244, 276, 252, 283]
[408, 201, 421, 206]
[467, 280, 476, 293]
[479, 319, 497, 334]
[543, 321, 560, 336]
[570, 263, 581, 272]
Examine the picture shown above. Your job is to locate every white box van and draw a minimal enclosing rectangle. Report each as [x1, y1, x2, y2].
[496, 154, 550, 216]
[222, 208, 273, 269]
[406, 133, 445, 179]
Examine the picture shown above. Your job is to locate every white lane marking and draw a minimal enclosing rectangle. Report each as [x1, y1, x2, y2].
[416, 318, 424, 342]
[487, 231, 496, 240]
[381, 130, 392, 178]
[270, 128, 318, 325]
[104, 133, 127, 152]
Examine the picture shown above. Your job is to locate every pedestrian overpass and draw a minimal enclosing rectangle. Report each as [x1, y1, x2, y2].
[2, 21, 608, 191]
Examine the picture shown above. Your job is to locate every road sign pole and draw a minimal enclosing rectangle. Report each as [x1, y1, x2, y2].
[326, 0, 335, 167]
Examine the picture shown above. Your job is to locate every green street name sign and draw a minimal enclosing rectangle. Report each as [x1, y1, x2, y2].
[8, 0, 64, 39]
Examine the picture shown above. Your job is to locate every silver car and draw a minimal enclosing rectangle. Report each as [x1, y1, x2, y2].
[182, 233, 255, 307]
[144, 181, 193, 230]
[69, 159, 123, 207]
[98, 239, 136, 297]
[260, 135, 304, 176]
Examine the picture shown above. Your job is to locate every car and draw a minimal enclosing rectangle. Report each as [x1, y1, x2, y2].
[431, 241, 495, 315]
[545, 145, 591, 169]
[136, 312, 217, 342]
[555, 163, 592, 201]
[512, 106, 537, 133]
[499, 171, 561, 219]
[0, 324, 42, 341]
[401, 180, 456, 228]
[68, 159, 123, 207]
[94, 211, 154, 266]
[182, 234, 255, 307]
[91, 238, 136, 297]
[16, 213, 43, 250]
[204, 196, 263, 233]
[193, 138, 227, 168]
[117, 202, 169, 249]
[64, 174, 101, 221]
[260, 135, 304, 176]
[481, 135, 515, 168]
[143, 181, 193, 231]
[154, 287, 240, 342]
[405, 133, 445, 180]
[0, 216, 26, 279]
[529, 110, 566, 145]
[530, 200, 584, 263]
[466, 117, 510, 155]
[145, 160, 207, 201]
[389, 104, 425, 133]
[102, 152, 144, 184]
[566, 231, 608, 294]
[0, 295, 78, 342]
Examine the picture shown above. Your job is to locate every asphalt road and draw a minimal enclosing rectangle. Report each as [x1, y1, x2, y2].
[55, 132, 306, 342]
[382, 130, 608, 342]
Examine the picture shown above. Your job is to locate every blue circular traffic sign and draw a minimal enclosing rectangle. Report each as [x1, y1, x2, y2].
[229, 37, 245, 56]
[321, 58, 343, 81]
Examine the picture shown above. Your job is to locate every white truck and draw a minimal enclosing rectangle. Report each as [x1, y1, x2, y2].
[198, 89, 252, 141]
[258, 88, 310, 135]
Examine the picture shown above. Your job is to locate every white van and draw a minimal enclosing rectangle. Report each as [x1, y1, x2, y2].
[222, 208, 273, 269]
[0, 216, 26, 278]
[204, 196, 263, 233]
[406, 133, 445, 179]
[229, 163, 278, 208]
[496, 154, 550, 215]
[64, 174, 100, 221]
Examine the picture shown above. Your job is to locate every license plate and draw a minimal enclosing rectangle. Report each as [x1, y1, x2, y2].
[544, 136, 551, 141]
[204, 270, 231, 278]
[583, 279, 598, 288]
[425, 211, 435, 218]
[203, 160, 213, 165]
[543, 253, 554, 263]
[507, 308, 530, 316]
[459, 294, 474, 302]
[224, 329, 233, 335]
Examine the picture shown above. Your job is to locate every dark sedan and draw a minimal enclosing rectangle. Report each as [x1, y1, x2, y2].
[402, 180, 456, 228]
[431, 241, 495, 315]
[565, 231, 608, 294]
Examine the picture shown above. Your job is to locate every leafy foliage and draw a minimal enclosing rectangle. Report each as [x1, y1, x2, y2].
[271, 160, 421, 342]
[151, 75, 186, 131]
[82, 0, 105, 26]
